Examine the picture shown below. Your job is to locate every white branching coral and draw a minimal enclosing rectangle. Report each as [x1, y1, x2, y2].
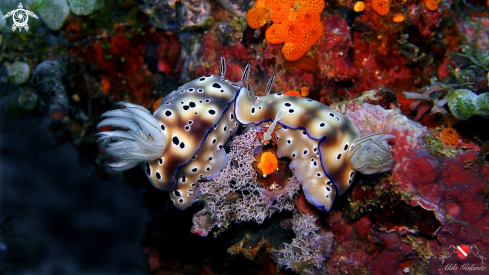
[349, 133, 396, 175]
[96, 102, 165, 171]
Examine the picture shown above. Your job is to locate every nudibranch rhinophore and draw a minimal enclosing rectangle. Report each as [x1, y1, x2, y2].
[97, 57, 396, 212]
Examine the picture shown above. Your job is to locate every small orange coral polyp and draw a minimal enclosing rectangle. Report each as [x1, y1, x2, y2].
[258, 151, 279, 178]
[284, 90, 301, 96]
[300, 86, 309, 96]
[392, 13, 405, 23]
[441, 127, 459, 146]
[424, 0, 438, 11]
[353, 1, 365, 12]
[372, 0, 390, 16]
[284, 88, 309, 97]
[247, 8, 267, 29]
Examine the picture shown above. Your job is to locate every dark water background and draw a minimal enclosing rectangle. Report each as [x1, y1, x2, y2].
[0, 115, 148, 274]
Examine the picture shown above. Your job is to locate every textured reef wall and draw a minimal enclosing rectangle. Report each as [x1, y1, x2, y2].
[1, 0, 489, 274]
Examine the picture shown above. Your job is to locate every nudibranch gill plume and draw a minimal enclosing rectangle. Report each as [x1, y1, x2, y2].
[97, 57, 396, 212]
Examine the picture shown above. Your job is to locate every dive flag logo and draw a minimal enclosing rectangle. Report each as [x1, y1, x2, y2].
[457, 245, 470, 259]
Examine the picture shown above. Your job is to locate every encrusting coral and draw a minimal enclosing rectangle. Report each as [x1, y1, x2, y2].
[246, 7, 267, 29]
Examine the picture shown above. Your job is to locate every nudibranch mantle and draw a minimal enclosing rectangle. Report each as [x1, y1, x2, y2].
[97, 58, 396, 213]
[149, 74, 240, 190]
[234, 88, 361, 195]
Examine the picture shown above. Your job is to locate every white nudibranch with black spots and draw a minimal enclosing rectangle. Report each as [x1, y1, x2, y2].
[97, 57, 396, 212]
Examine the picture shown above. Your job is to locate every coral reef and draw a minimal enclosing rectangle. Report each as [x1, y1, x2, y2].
[2, 0, 489, 274]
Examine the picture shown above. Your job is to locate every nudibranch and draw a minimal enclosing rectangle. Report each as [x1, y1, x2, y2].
[98, 57, 247, 209]
[97, 57, 396, 212]
[234, 86, 396, 211]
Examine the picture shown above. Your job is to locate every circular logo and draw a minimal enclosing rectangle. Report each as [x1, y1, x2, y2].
[13, 9, 28, 28]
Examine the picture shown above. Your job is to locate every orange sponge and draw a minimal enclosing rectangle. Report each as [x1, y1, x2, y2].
[284, 88, 309, 97]
[372, 0, 390, 16]
[281, 21, 323, 61]
[299, 0, 325, 13]
[441, 127, 458, 146]
[282, 43, 305, 61]
[392, 13, 405, 23]
[283, 20, 304, 44]
[444, 114, 457, 127]
[267, 0, 292, 23]
[288, 10, 298, 21]
[247, 8, 268, 29]
[353, 1, 365, 12]
[284, 90, 301, 96]
[256, 0, 267, 8]
[266, 23, 286, 44]
[281, 0, 296, 6]
[297, 7, 320, 27]
[267, 0, 296, 7]
[258, 151, 279, 178]
[301, 21, 324, 48]
[259, 0, 324, 61]
[424, 0, 438, 11]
